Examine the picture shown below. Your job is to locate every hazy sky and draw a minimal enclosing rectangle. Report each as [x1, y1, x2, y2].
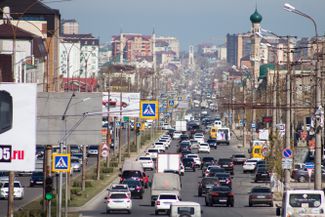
[49, 0, 325, 50]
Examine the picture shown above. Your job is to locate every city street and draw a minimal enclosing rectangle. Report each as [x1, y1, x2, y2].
[76, 136, 275, 217]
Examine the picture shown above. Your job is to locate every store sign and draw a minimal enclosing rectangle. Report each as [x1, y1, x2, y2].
[0, 83, 37, 171]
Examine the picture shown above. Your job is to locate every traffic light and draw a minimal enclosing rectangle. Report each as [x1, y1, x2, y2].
[45, 176, 54, 201]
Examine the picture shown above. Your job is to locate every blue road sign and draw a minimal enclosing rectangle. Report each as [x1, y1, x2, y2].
[282, 148, 293, 158]
[136, 122, 141, 128]
[52, 154, 70, 173]
[115, 121, 121, 127]
[140, 100, 158, 120]
[305, 162, 315, 169]
[178, 96, 182, 101]
[168, 99, 175, 107]
[251, 123, 256, 129]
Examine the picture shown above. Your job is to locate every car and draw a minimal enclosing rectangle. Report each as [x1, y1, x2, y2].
[193, 133, 205, 144]
[153, 142, 166, 152]
[179, 141, 191, 153]
[0, 180, 24, 200]
[243, 158, 261, 173]
[293, 168, 325, 183]
[217, 158, 234, 175]
[198, 143, 211, 153]
[205, 186, 234, 207]
[87, 145, 99, 156]
[146, 148, 161, 161]
[119, 169, 148, 188]
[185, 154, 201, 167]
[190, 139, 200, 149]
[231, 154, 247, 165]
[180, 149, 192, 159]
[71, 152, 87, 165]
[158, 139, 170, 148]
[180, 134, 190, 141]
[121, 179, 144, 199]
[71, 157, 82, 172]
[249, 186, 273, 207]
[169, 201, 202, 217]
[207, 139, 217, 149]
[29, 171, 44, 187]
[108, 184, 131, 198]
[105, 192, 132, 214]
[155, 193, 180, 215]
[198, 177, 220, 197]
[179, 163, 185, 176]
[137, 156, 154, 170]
[255, 167, 271, 182]
[210, 172, 232, 188]
[205, 166, 225, 177]
[70, 144, 81, 154]
[173, 131, 182, 139]
[182, 158, 196, 172]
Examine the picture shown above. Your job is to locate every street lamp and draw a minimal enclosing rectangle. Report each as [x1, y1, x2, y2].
[284, 2, 322, 190]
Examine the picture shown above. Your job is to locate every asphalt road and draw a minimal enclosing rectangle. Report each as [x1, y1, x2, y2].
[78, 135, 275, 217]
[0, 128, 133, 217]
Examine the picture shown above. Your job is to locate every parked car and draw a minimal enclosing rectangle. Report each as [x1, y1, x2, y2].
[205, 186, 234, 207]
[198, 177, 220, 197]
[0, 180, 24, 199]
[155, 193, 180, 215]
[121, 179, 144, 199]
[231, 154, 247, 165]
[105, 192, 132, 214]
[254, 167, 271, 183]
[207, 139, 217, 149]
[293, 168, 325, 183]
[217, 158, 234, 175]
[249, 186, 273, 207]
[29, 172, 44, 187]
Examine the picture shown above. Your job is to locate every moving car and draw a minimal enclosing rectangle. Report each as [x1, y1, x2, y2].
[169, 201, 202, 217]
[0, 180, 24, 199]
[231, 154, 247, 165]
[193, 133, 204, 144]
[207, 139, 217, 149]
[182, 158, 196, 172]
[105, 192, 132, 214]
[254, 167, 271, 183]
[121, 179, 144, 199]
[205, 186, 234, 207]
[137, 156, 155, 170]
[155, 193, 180, 215]
[243, 158, 261, 173]
[29, 171, 44, 187]
[173, 131, 182, 139]
[186, 154, 201, 167]
[108, 184, 131, 198]
[87, 145, 98, 156]
[198, 143, 210, 153]
[146, 148, 162, 161]
[249, 186, 273, 207]
[217, 158, 234, 175]
[198, 177, 220, 196]
[205, 166, 225, 178]
[71, 157, 82, 172]
[212, 173, 232, 188]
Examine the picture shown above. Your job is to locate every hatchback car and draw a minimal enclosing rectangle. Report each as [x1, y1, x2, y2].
[155, 193, 180, 215]
[248, 186, 273, 207]
[205, 186, 234, 207]
[198, 177, 220, 196]
[105, 192, 132, 214]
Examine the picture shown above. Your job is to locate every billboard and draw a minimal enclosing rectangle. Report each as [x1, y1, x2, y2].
[102, 92, 140, 118]
[0, 83, 37, 171]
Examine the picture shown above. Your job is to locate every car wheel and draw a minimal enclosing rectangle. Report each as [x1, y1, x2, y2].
[151, 201, 155, 206]
[140, 195, 143, 199]
[155, 210, 159, 215]
[127, 210, 131, 214]
[249, 202, 253, 207]
[198, 191, 202, 197]
[243, 170, 246, 174]
[254, 179, 257, 183]
[298, 176, 306, 183]
[106, 209, 110, 214]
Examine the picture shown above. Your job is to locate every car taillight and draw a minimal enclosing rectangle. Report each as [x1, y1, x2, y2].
[228, 192, 234, 197]
[136, 186, 142, 190]
[230, 162, 234, 167]
[210, 192, 219, 196]
[226, 178, 231, 184]
[156, 200, 160, 205]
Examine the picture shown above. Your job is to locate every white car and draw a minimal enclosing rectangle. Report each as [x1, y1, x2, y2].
[173, 131, 182, 139]
[153, 143, 166, 151]
[108, 184, 131, 198]
[186, 154, 201, 167]
[105, 192, 132, 214]
[158, 139, 170, 148]
[0, 181, 24, 199]
[179, 163, 185, 176]
[243, 158, 261, 173]
[146, 148, 161, 160]
[198, 143, 210, 153]
[155, 193, 180, 215]
[190, 139, 200, 149]
[193, 133, 205, 144]
[137, 156, 155, 170]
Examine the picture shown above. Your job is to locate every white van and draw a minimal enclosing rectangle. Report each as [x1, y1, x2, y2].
[276, 190, 325, 217]
[169, 201, 202, 217]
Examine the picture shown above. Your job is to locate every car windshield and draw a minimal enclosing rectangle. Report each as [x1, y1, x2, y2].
[202, 178, 219, 185]
[252, 188, 271, 193]
[112, 185, 127, 190]
[159, 194, 177, 200]
[32, 172, 43, 177]
[110, 193, 128, 199]
[207, 139, 216, 143]
[148, 149, 158, 153]
[122, 171, 142, 178]
[3, 183, 21, 188]
[183, 158, 194, 163]
[200, 144, 208, 147]
[139, 157, 151, 161]
[214, 173, 230, 178]
[234, 154, 245, 158]
[289, 193, 322, 208]
[211, 186, 231, 192]
[247, 160, 258, 163]
[177, 207, 195, 215]
[89, 146, 98, 150]
[218, 159, 231, 163]
[71, 159, 80, 163]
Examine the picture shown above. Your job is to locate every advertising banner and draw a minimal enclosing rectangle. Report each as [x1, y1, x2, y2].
[103, 92, 140, 118]
[0, 83, 36, 171]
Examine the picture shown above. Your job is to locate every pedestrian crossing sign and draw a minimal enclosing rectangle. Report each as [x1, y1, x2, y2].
[52, 153, 71, 173]
[140, 100, 158, 120]
[168, 99, 175, 108]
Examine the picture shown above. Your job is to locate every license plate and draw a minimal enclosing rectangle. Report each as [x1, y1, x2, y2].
[113, 200, 123, 203]
[223, 165, 228, 167]
[257, 196, 265, 199]
[219, 199, 227, 202]
[261, 174, 267, 176]
[164, 202, 171, 204]
[130, 188, 135, 190]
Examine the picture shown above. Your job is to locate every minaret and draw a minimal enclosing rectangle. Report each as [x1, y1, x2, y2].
[188, 45, 195, 70]
[249, 7, 262, 140]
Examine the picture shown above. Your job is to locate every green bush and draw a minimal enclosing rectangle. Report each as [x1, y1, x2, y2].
[110, 161, 118, 168]
[102, 167, 114, 173]
[73, 181, 81, 187]
[85, 180, 93, 188]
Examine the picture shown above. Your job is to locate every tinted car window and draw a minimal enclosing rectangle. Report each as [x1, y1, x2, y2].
[252, 188, 271, 193]
[289, 194, 321, 208]
[202, 178, 219, 185]
[122, 171, 142, 179]
[110, 193, 128, 199]
[218, 159, 231, 163]
[159, 195, 177, 200]
[177, 207, 194, 215]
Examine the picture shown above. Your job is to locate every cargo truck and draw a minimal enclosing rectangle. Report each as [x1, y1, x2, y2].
[157, 154, 181, 173]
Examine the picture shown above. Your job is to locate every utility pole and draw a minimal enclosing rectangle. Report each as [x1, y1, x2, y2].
[243, 78, 247, 148]
[118, 70, 123, 164]
[284, 37, 292, 191]
[81, 145, 86, 191]
[106, 75, 111, 168]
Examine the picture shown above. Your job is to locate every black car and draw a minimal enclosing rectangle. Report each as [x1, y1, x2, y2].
[122, 179, 144, 199]
[198, 177, 220, 196]
[217, 158, 234, 175]
[182, 158, 196, 172]
[207, 139, 217, 149]
[211, 173, 232, 188]
[201, 157, 216, 169]
[180, 134, 189, 141]
[205, 186, 234, 207]
[206, 167, 226, 177]
[179, 141, 191, 153]
[30, 171, 44, 187]
[255, 167, 271, 183]
[181, 149, 192, 159]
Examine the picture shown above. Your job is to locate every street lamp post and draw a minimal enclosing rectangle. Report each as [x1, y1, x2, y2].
[284, 3, 322, 190]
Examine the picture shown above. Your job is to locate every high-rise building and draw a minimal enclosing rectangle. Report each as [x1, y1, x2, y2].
[226, 33, 251, 67]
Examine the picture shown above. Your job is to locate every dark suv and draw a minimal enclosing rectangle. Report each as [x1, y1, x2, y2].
[218, 158, 234, 175]
[255, 167, 270, 183]
[182, 158, 196, 172]
[30, 172, 44, 187]
[198, 177, 220, 196]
